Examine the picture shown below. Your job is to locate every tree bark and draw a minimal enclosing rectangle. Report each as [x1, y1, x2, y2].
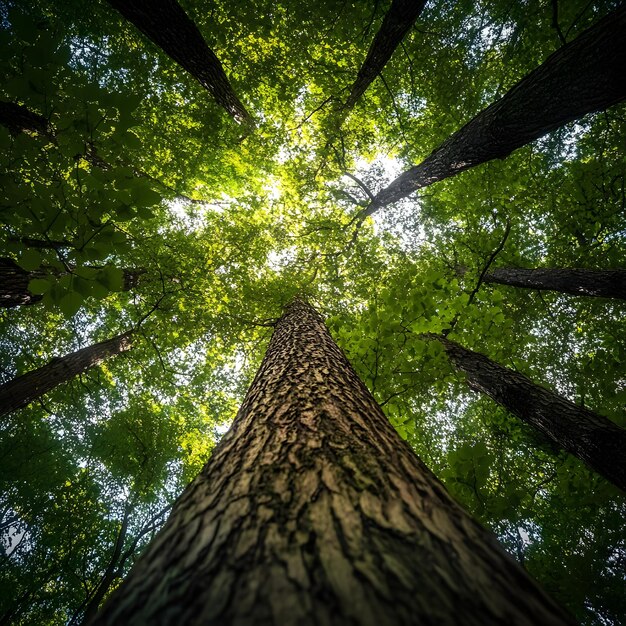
[105, 0, 252, 124]
[88, 300, 572, 626]
[484, 267, 626, 300]
[0, 332, 133, 417]
[344, 0, 427, 110]
[436, 335, 626, 492]
[368, 4, 626, 212]
[0, 258, 45, 307]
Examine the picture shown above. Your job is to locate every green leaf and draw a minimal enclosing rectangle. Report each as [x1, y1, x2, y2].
[18, 250, 43, 271]
[27, 278, 51, 295]
[89, 280, 110, 300]
[98, 266, 124, 291]
[59, 291, 83, 317]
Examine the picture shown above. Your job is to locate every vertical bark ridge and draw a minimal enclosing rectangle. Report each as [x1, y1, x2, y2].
[367, 4, 626, 212]
[89, 300, 572, 625]
[436, 335, 626, 492]
[106, 0, 252, 124]
[0, 332, 134, 417]
[485, 267, 626, 300]
[344, 0, 427, 110]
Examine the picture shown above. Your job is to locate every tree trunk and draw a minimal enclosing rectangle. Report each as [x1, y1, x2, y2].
[88, 300, 572, 626]
[0, 258, 45, 307]
[436, 335, 626, 492]
[368, 4, 626, 212]
[344, 0, 427, 110]
[485, 267, 626, 300]
[105, 0, 251, 124]
[0, 332, 133, 417]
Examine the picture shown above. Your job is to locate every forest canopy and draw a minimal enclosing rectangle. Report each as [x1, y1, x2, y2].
[1, 0, 625, 624]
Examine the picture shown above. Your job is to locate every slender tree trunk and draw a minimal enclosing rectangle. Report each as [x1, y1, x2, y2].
[368, 4, 626, 212]
[485, 267, 626, 300]
[344, 0, 427, 110]
[436, 335, 626, 492]
[88, 300, 572, 626]
[0, 332, 133, 417]
[80, 503, 133, 626]
[105, 0, 251, 124]
[0, 258, 44, 307]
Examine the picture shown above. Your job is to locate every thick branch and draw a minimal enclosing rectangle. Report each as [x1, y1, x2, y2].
[0, 100, 53, 137]
[0, 332, 133, 417]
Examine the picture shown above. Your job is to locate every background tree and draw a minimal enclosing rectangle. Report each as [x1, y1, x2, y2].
[104, 0, 252, 124]
[433, 334, 626, 491]
[344, 0, 427, 110]
[483, 266, 626, 300]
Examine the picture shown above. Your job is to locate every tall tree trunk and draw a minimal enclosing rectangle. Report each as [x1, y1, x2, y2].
[344, 0, 427, 110]
[105, 0, 251, 124]
[435, 335, 626, 492]
[485, 267, 626, 300]
[88, 300, 572, 626]
[0, 259, 143, 309]
[0, 332, 133, 417]
[367, 4, 626, 212]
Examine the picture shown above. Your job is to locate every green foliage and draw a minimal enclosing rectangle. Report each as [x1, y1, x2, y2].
[1, 1, 625, 625]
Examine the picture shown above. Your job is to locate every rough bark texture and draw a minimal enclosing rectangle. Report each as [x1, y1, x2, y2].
[485, 267, 626, 300]
[369, 4, 626, 211]
[0, 100, 52, 136]
[106, 0, 251, 124]
[0, 332, 133, 417]
[89, 300, 572, 626]
[437, 336, 626, 492]
[344, 0, 427, 110]
[0, 258, 44, 307]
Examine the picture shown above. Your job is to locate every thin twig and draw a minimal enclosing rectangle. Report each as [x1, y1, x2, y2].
[443, 217, 511, 337]
[342, 171, 376, 203]
[551, 0, 567, 45]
